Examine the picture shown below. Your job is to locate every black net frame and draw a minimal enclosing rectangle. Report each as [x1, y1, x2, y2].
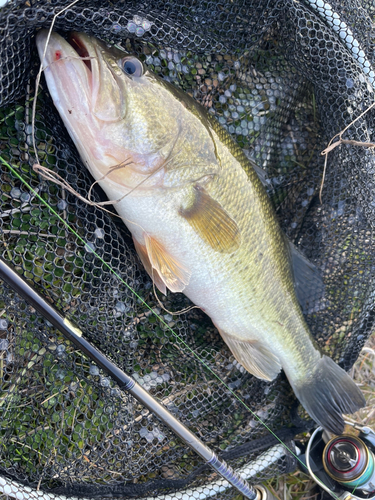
[0, 0, 374, 499]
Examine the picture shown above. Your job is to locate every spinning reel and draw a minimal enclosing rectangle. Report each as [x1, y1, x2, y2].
[300, 422, 375, 500]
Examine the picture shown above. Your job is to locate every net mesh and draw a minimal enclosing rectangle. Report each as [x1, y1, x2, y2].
[0, 0, 374, 498]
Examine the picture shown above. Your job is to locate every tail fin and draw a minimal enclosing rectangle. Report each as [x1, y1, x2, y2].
[293, 355, 365, 434]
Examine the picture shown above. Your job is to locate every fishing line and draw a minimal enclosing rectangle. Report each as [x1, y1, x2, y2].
[0, 156, 310, 472]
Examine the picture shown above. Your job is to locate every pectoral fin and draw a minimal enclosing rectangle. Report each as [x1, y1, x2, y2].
[132, 237, 167, 295]
[179, 186, 241, 253]
[220, 331, 282, 381]
[143, 233, 191, 293]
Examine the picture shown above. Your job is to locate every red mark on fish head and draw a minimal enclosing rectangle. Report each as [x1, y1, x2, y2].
[55, 50, 62, 61]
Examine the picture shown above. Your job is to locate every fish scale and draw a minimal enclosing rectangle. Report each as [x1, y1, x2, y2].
[36, 29, 365, 434]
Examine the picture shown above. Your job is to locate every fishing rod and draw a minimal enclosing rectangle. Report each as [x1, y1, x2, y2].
[0, 256, 279, 500]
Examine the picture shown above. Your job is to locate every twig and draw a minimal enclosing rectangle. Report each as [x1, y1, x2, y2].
[0, 206, 32, 218]
[1, 230, 59, 238]
[323, 138, 375, 155]
[152, 276, 200, 316]
[364, 407, 375, 424]
[32, 165, 160, 249]
[31, 0, 81, 166]
[319, 153, 328, 204]
[0, 184, 44, 218]
[24, 80, 31, 162]
[161, 382, 214, 406]
[320, 101, 375, 202]
[33, 164, 120, 216]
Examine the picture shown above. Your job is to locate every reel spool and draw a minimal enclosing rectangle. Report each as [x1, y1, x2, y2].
[323, 435, 375, 491]
[303, 423, 375, 500]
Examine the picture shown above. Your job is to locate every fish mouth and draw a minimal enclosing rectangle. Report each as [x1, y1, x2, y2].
[68, 32, 92, 73]
[37, 29, 127, 125]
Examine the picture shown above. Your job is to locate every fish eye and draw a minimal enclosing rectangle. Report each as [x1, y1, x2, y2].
[121, 57, 143, 77]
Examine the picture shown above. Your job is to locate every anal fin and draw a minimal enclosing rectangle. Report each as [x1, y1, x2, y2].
[143, 233, 191, 293]
[220, 331, 282, 381]
[133, 237, 167, 294]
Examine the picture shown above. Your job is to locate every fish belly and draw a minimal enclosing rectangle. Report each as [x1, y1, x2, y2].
[108, 180, 316, 382]
[95, 163, 365, 435]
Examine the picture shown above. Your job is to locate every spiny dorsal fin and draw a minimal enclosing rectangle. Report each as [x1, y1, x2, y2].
[179, 186, 241, 254]
[251, 161, 272, 189]
[144, 233, 191, 293]
[133, 237, 167, 295]
[287, 240, 326, 314]
[219, 331, 282, 381]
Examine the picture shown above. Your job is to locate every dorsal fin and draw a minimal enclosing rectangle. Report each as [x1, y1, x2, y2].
[287, 240, 326, 314]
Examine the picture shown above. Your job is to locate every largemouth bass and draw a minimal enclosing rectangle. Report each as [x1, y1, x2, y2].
[36, 30, 365, 433]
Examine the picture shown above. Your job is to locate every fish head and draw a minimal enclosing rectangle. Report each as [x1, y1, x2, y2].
[36, 30, 202, 195]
